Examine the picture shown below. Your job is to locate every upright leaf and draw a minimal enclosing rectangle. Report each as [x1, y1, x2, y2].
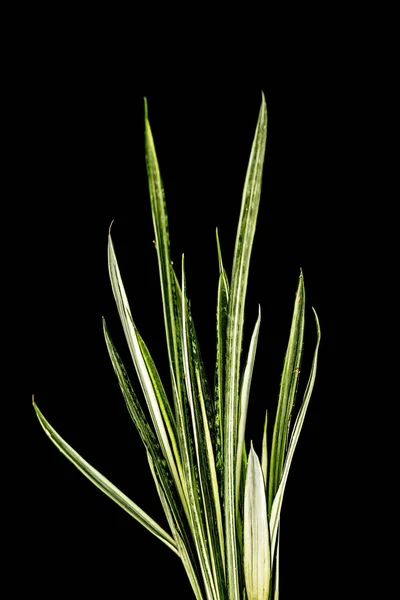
[236, 306, 261, 514]
[243, 445, 270, 600]
[144, 98, 184, 410]
[224, 93, 267, 600]
[103, 318, 192, 536]
[215, 228, 230, 491]
[181, 256, 224, 600]
[261, 410, 268, 488]
[144, 105, 201, 553]
[146, 451, 205, 600]
[107, 235, 186, 512]
[268, 271, 305, 513]
[273, 530, 280, 600]
[269, 308, 321, 559]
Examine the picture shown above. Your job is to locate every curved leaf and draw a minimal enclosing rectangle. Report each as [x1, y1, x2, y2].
[33, 399, 178, 555]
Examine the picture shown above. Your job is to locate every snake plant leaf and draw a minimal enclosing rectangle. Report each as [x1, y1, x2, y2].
[144, 98, 184, 410]
[214, 228, 230, 493]
[103, 318, 192, 534]
[181, 255, 225, 600]
[243, 445, 271, 600]
[269, 307, 321, 560]
[144, 105, 202, 561]
[224, 92, 267, 600]
[103, 316, 168, 464]
[32, 399, 178, 555]
[146, 451, 205, 600]
[236, 305, 261, 515]
[107, 233, 185, 510]
[268, 271, 305, 513]
[261, 410, 268, 488]
[273, 530, 280, 600]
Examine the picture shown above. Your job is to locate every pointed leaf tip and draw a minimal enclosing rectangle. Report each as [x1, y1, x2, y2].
[216, 228, 224, 274]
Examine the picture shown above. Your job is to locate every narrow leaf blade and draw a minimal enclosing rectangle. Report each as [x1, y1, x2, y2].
[270, 308, 321, 559]
[33, 400, 178, 555]
[243, 445, 270, 600]
[261, 410, 268, 488]
[236, 306, 261, 513]
[108, 234, 185, 510]
[224, 93, 268, 600]
[268, 271, 305, 513]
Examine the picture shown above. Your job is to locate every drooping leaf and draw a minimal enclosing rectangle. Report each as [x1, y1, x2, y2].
[33, 399, 178, 555]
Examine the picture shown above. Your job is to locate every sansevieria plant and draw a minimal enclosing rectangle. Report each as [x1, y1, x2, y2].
[33, 93, 321, 599]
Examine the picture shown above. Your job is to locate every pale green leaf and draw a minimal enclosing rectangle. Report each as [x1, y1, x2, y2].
[236, 306, 261, 514]
[107, 233, 186, 512]
[243, 445, 270, 600]
[273, 530, 280, 600]
[146, 451, 205, 600]
[144, 105, 203, 563]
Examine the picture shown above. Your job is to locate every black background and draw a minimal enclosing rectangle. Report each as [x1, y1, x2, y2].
[19, 12, 345, 599]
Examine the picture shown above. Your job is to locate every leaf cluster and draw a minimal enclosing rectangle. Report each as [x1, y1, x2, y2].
[34, 95, 320, 600]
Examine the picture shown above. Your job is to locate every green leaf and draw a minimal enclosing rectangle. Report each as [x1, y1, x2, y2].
[273, 530, 280, 600]
[144, 105, 201, 558]
[181, 256, 225, 600]
[236, 306, 261, 514]
[107, 234, 186, 511]
[243, 445, 271, 600]
[103, 317, 193, 542]
[268, 271, 305, 514]
[214, 228, 230, 492]
[269, 308, 321, 560]
[146, 451, 205, 600]
[261, 410, 268, 489]
[33, 399, 178, 555]
[144, 98, 185, 410]
[224, 92, 267, 600]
